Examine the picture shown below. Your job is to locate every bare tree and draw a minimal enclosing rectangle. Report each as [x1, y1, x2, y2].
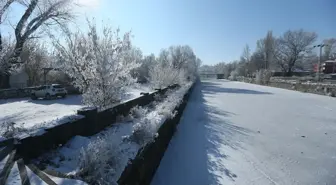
[323, 38, 336, 60]
[238, 44, 251, 76]
[0, 0, 74, 88]
[264, 31, 275, 69]
[0, 0, 15, 51]
[246, 50, 264, 74]
[241, 44, 250, 63]
[255, 31, 275, 70]
[273, 29, 317, 76]
[10, 0, 74, 65]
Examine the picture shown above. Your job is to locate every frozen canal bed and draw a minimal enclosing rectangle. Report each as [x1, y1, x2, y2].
[152, 80, 336, 185]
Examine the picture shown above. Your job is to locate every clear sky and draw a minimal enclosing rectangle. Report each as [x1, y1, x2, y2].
[3, 0, 336, 65]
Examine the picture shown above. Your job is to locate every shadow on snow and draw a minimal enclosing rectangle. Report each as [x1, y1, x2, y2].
[202, 80, 273, 95]
[152, 81, 253, 185]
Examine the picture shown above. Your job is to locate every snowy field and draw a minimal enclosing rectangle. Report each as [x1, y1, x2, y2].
[0, 85, 151, 139]
[152, 79, 336, 185]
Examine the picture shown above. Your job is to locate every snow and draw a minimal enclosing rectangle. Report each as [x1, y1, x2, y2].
[46, 173, 88, 185]
[26, 167, 48, 185]
[0, 151, 9, 171]
[34, 85, 190, 184]
[6, 162, 21, 185]
[152, 79, 336, 185]
[26, 167, 88, 185]
[0, 95, 84, 132]
[0, 85, 151, 138]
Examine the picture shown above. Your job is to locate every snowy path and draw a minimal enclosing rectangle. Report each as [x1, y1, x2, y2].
[152, 80, 336, 185]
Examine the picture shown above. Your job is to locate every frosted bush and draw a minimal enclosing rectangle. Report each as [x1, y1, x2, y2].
[129, 106, 148, 119]
[263, 70, 272, 84]
[229, 70, 238, 81]
[77, 132, 121, 185]
[156, 97, 178, 119]
[131, 84, 189, 145]
[255, 69, 272, 85]
[156, 85, 189, 119]
[131, 118, 157, 145]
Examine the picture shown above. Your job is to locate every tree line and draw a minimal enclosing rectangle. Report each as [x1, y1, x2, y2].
[0, 0, 201, 108]
[201, 30, 336, 78]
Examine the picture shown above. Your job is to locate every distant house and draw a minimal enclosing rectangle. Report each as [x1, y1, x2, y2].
[321, 60, 336, 74]
[216, 74, 225, 79]
[9, 71, 28, 88]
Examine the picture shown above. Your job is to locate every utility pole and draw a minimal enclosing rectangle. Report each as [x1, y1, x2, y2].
[313, 44, 326, 81]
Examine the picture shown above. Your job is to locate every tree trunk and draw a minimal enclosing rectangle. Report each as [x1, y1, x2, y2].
[10, 40, 25, 64]
[286, 67, 292, 76]
[0, 32, 2, 51]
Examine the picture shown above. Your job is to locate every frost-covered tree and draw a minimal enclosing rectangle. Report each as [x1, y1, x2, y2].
[132, 53, 155, 83]
[323, 38, 336, 60]
[0, 37, 14, 87]
[52, 21, 139, 108]
[20, 41, 50, 86]
[148, 45, 199, 88]
[273, 29, 317, 76]
[264, 31, 275, 69]
[149, 62, 186, 89]
[253, 31, 276, 71]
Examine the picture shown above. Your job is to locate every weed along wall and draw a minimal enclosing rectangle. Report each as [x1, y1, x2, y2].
[118, 82, 195, 185]
[14, 84, 179, 160]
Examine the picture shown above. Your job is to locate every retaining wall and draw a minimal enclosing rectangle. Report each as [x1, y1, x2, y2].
[118, 82, 195, 185]
[13, 84, 179, 160]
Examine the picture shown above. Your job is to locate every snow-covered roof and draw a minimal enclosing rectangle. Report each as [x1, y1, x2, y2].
[324, 60, 336, 63]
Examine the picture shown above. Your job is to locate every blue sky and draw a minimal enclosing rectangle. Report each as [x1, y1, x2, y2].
[3, 0, 336, 65]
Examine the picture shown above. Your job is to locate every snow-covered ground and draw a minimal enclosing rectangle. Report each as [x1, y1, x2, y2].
[152, 79, 336, 185]
[0, 85, 151, 139]
[0, 95, 84, 134]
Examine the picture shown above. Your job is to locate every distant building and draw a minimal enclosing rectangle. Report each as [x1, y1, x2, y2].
[322, 60, 336, 74]
[216, 74, 225, 79]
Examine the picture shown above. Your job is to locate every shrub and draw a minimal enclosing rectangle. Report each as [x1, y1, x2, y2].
[255, 69, 272, 85]
[130, 118, 157, 146]
[229, 70, 238, 81]
[129, 106, 148, 119]
[77, 133, 121, 185]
